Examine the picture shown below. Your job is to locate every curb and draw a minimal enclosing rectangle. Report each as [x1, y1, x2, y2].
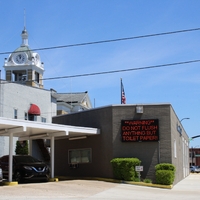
[95, 177, 173, 189]
[57, 176, 173, 189]
[2, 181, 18, 186]
[125, 180, 173, 189]
[49, 178, 59, 182]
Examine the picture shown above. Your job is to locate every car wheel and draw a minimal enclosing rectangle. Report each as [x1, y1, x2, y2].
[15, 171, 22, 183]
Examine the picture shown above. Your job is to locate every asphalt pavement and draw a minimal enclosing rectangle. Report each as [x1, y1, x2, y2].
[0, 174, 199, 200]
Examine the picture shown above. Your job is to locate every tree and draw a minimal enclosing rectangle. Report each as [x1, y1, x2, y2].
[15, 140, 29, 155]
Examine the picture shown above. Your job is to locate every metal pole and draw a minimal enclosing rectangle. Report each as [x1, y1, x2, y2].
[157, 141, 160, 164]
[120, 78, 122, 104]
[192, 147, 194, 166]
[50, 136, 55, 179]
[180, 118, 190, 123]
[9, 133, 13, 182]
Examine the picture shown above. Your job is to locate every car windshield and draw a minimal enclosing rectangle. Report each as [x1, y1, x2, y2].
[14, 156, 40, 163]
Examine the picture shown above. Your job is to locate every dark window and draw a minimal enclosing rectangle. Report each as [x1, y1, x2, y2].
[68, 148, 91, 164]
[35, 72, 39, 83]
[28, 114, 36, 121]
[24, 112, 28, 120]
[14, 109, 17, 119]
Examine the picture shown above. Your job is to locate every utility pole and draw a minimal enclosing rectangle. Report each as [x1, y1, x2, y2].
[192, 147, 194, 166]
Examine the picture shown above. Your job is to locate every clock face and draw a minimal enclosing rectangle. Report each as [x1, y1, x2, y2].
[14, 53, 27, 64]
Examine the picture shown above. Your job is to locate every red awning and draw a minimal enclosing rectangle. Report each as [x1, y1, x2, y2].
[28, 104, 41, 115]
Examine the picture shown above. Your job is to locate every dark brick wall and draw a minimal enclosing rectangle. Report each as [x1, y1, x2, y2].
[111, 105, 171, 182]
[53, 104, 189, 184]
[53, 106, 114, 178]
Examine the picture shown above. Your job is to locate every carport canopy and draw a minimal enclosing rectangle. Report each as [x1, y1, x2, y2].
[0, 117, 100, 182]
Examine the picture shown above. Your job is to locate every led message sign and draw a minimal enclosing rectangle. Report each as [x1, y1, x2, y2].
[121, 119, 159, 142]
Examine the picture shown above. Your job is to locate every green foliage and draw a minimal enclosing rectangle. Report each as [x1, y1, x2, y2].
[155, 163, 176, 172]
[155, 163, 176, 185]
[143, 179, 152, 183]
[156, 170, 175, 185]
[110, 158, 141, 181]
[134, 177, 140, 182]
[15, 141, 29, 155]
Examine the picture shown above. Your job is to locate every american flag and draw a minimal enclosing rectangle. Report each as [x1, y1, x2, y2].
[121, 79, 126, 104]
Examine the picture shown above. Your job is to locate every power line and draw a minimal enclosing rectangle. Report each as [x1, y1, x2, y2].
[1, 59, 199, 84]
[42, 59, 200, 81]
[0, 27, 200, 55]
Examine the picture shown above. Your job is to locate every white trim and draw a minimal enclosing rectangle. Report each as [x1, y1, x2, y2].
[174, 139, 177, 158]
[0, 117, 99, 139]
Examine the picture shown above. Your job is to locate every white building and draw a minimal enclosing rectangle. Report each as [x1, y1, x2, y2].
[3, 27, 44, 89]
[52, 91, 92, 115]
[0, 26, 92, 158]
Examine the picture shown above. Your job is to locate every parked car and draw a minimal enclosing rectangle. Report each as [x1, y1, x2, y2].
[0, 155, 50, 183]
[0, 168, 3, 182]
[190, 166, 200, 173]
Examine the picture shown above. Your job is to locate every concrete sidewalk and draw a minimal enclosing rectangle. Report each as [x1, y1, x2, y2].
[0, 174, 199, 200]
[87, 174, 200, 200]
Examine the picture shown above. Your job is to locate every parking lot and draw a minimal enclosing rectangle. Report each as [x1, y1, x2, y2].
[0, 174, 200, 200]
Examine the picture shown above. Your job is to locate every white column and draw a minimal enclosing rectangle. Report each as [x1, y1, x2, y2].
[50, 136, 55, 178]
[10, 70, 13, 82]
[8, 133, 13, 182]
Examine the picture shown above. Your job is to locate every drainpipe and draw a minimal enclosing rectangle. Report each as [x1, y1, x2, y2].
[157, 141, 160, 164]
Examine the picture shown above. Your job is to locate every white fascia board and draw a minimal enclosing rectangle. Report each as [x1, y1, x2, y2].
[0, 126, 26, 136]
[66, 125, 100, 135]
[0, 117, 99, 138]
[0, 117, 68, 136]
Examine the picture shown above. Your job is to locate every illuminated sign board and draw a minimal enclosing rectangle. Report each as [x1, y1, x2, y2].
[121, 119, 159, 142]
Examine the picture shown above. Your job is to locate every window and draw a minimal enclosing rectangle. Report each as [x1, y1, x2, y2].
[174, 139, 177, 158]
[28, 115, 37, 121]
[41, 117, 46, 123]
[19, 74, 27, 82]
[35, 72, 39, 83]
[24, 112, 28, 120]
[68, 148, 91, 164]
[14, 109, 18, 119]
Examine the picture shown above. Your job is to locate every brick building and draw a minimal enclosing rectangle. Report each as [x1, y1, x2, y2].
[53, 104, 189, 185]
[189, 148, 200, 166]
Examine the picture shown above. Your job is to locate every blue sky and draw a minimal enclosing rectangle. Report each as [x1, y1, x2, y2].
[0, 0, 200, 147]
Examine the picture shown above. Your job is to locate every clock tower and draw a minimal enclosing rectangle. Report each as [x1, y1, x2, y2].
[3, 27, 44, 88]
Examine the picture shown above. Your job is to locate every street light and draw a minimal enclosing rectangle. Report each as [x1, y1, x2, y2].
[177, 118, 190, 137]
[180, 118, 190, 122]
[192, 146, 194, 166]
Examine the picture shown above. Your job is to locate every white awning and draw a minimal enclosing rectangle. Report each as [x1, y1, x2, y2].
[0, 117, 100, 183]
[0, 117, 99, 140]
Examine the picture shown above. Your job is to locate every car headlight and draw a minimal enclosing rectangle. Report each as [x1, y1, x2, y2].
[23, 166, 32, 170]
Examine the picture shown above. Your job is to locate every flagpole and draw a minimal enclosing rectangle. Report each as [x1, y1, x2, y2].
[121, 78, 126, 104]
[120, 78, 122, 104]
[120, 78, 123, 104]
